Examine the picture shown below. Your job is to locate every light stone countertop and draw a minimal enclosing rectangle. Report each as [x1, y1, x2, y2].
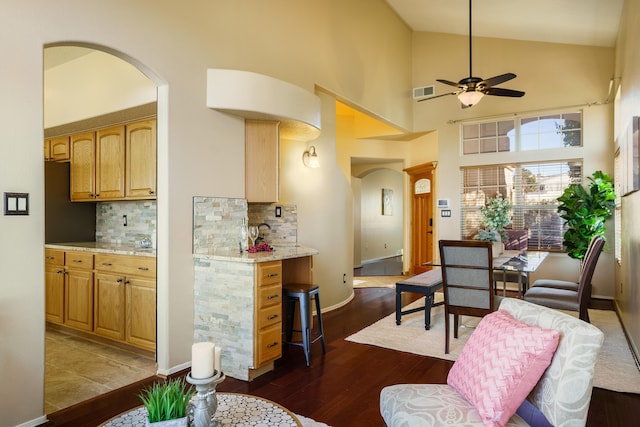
[45, 241, 156, 257]
[194, 244, 319, 263]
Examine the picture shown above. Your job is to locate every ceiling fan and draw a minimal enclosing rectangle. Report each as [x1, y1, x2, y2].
[419, 0, 525, 107]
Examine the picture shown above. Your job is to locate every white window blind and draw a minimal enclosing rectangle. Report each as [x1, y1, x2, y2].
[461, 161, 583, 250]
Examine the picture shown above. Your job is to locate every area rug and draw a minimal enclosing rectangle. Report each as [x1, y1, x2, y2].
[346, 298, 640, 394]
[352, 275, 407, 288]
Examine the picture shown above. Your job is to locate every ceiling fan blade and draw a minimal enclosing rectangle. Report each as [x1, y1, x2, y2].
[436, 79, 463, 88]
[417, 92, 458, 102]
[483, 87, 525, 97]
[479, 73, 517, 88]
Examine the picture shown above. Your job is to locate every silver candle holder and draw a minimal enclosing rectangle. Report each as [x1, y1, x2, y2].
[186, 370, 226, 427]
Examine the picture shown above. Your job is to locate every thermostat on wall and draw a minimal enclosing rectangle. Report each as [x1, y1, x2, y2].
[437, 199, 449, 209]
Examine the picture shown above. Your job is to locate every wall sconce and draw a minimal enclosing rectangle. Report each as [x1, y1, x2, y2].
[302, 146, 320, 168]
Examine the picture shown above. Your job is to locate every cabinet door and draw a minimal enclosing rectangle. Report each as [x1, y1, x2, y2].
[96, 125, 126, 200]
[245, 120, 279, 202]
[65, 269, 94, 331]
[126, 276, 156, 351]
[94, 272, 126, 341]
[45, 265, 65, 324]
[126, 119, 157, 199]
[50, 136, 71, 162]
[44, 139, 51, 161]
[70, 132, 96, 201]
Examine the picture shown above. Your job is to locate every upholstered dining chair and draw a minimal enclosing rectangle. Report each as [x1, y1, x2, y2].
[380, 297, 604, 427]
[439, 239, 499, 354]
[524, 235, 605, 322]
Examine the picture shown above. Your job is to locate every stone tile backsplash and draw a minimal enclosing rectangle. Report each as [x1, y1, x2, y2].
[193, 197, 297, 254]
[96, 201, 157, 246]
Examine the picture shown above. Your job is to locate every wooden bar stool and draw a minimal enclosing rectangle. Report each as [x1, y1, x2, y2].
[282, 283, 326, 366]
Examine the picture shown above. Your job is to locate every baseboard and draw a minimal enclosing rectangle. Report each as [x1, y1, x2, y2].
[613, 300, 640, 371]
[361, 255, 402, 265]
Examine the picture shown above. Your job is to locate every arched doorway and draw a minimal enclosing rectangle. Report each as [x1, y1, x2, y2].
[43, 44, 163, 413]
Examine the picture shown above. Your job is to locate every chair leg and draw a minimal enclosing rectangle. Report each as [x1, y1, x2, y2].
[285, 297, 296, 343]
[300, 294, 311, 367]
[395, 289, 402, 325]
[454, 314, 459, 339]
[445, 310, 450, 354]
[313, 292, 326, 354]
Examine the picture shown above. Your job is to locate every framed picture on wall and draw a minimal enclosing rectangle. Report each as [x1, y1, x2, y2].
[382, 188, 393, 215]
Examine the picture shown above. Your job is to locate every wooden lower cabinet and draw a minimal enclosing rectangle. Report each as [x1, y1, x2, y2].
[254, 261, 282, 367]
[94, 272, 126, 341]
[126, 276, 157, 351]
[44, 248, 156, 352]
[95, 253, 157, 351]
[65, 269, 94, 332]
[45, 264, 65, 324]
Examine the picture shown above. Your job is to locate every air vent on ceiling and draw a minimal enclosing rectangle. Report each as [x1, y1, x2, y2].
[413, 85, 435, 99]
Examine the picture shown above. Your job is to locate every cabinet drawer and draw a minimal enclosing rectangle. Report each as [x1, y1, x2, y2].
[257, 304, 282, 329]
[45, 249, 64, 266]
[257, 284, 281, 308]
[64, 251, 94, 270]
[95, 254, 156, 278]
[256, 261, 282, 286]
[257, 324, 282, 365]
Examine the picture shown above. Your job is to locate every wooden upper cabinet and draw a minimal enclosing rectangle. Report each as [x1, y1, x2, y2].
[70, 132, 96, 201]
[245, 120, 279, 203]
[96, 125, 126, 200]
[44, 136, 71, 162]
[126, 119, 157, 199]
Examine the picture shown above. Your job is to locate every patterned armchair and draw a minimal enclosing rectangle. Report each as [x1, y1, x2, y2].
[380, 298, 604, 427]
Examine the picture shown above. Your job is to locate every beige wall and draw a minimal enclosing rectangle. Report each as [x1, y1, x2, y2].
[614, 0, 640, 358]
[0, 1, 412, 425]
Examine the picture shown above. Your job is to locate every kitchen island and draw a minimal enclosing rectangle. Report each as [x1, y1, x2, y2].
[193, 244, 318, 381]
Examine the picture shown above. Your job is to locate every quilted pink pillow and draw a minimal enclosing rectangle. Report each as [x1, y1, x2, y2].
[447, 309, 560, 427]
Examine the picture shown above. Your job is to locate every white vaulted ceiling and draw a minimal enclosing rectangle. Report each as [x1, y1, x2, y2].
[386, 0, 624, 47]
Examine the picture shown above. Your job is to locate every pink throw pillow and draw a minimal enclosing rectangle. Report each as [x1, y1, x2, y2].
[447, 309, 559, 427]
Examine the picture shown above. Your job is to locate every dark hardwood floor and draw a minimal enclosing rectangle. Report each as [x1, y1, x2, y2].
[43, 287, 640, 427]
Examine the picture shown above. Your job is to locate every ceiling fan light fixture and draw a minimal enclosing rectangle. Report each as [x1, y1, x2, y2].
[457, 90, 484, 107]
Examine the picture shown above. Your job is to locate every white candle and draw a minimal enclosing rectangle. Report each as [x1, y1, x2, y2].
[191, 342, 215, 379]
[214, 346, 222, 373]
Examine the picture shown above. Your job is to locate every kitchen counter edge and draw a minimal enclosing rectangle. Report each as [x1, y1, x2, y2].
[193, 245, 319, 263]
[45, 242, 156, 257]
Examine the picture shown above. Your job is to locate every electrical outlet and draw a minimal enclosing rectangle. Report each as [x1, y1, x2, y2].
[123, 215, 128, 226]
[384, 243, 387, 249]
[343, 273, 346, 284]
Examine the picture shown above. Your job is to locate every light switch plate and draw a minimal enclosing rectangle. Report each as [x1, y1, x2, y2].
[441, 209, 452, 217]
[4, 192, 29, 216]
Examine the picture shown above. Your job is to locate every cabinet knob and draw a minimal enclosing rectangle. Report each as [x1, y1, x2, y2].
[267, 314, 279, 320]
[266, 342, 279, 349]
[267, 294, 279, 300]
[102, 263, 112, 267]
[125, 280, 130, 285]
[45, 256, 54, 260]
[267, 273, 279, 278]
[117, 278, 123, 283]
[72, 259, 83, 263]
[138, 267, 150, 271]
[57, 269, 63, 274]
[149, 191, 155, 195]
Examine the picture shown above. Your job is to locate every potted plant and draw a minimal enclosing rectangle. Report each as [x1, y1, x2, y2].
[139, 378, 194, 427]
[557, 170, 615, 259]
[477, 193, 512, 256]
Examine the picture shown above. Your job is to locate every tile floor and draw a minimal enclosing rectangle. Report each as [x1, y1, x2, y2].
[45, 327, 157, 414]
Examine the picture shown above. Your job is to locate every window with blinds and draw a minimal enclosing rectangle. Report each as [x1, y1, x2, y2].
[461, 161, 583, 251]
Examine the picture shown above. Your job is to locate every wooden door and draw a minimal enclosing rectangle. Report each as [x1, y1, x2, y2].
[65, 269, 94, 331]
[126, 276, 156, 351]
[126, 119, 157, 199]
[94, 272, 126, 341]
[70, 132, 96, 201]
[96, 125, 126, 200]
[404, 163, 436, 274]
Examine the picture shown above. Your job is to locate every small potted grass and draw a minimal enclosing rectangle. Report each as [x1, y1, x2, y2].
[139, 378, 194, 427]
